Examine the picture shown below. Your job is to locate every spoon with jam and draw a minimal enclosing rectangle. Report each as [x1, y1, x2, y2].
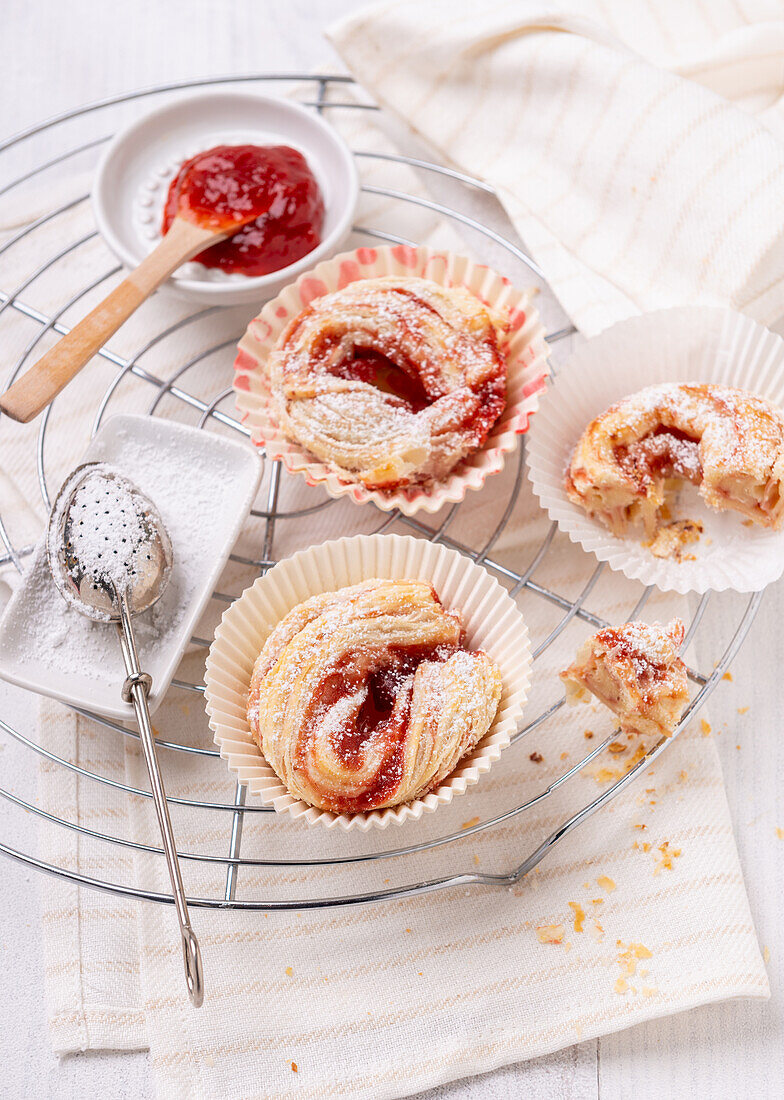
[0, 144, 324, 423]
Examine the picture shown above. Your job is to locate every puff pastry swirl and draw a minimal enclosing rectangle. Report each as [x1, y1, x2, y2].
[247, 579, 503, 814]
[566, 383, 784, 552]
[267, 276, 509, 490]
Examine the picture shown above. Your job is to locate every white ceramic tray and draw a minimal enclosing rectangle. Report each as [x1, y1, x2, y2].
[0, 414, 261, 719]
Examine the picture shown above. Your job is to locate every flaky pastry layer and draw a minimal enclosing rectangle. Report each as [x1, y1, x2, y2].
[247, 578, 502, 814]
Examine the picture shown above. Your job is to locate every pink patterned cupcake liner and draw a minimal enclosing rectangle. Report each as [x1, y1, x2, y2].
[233, 245, 550, 515]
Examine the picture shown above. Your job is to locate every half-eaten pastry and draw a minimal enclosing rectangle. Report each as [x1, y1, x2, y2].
[565, 383, 784, 558]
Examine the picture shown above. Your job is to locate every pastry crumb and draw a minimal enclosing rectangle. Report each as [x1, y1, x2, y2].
[560, 751, 570, 760]
[722, 671, 733, 681]
[291, 1062, 298, 1073]
[646, 518, 703, 561]
[614, 977, 628, 994]
[536, 923, 565, 944]
[568, 901, 586, 932]
[700, 719, 711, 736]
[529, 752, 543, 763]
[590, 919, 605, 942]
[763, 945, 771, 964]
[608, 741, 626, 754]
[738, 706, 749, 715]
[461, 816, 480, 829]
[616, 941, 652, 982]
[473, 854, 480, 865]
[584, 730, 594, 739]
[285, 966, 294, 977]
[775, 827, 783, 839]
[588, 743, 648, 785]
[597, 874, 616, 893]
[653, 840, 682, 874]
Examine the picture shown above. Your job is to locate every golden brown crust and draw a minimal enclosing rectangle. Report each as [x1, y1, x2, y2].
[266, 276, 509, 490]
[565, 383, 784, 552]
[247, 579, 503, 813]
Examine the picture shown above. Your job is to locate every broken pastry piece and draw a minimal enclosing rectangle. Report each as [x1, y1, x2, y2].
[565, 382, 784, 558]
[560, 619, 689, 739]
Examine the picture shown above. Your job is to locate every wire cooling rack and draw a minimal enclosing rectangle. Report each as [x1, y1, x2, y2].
[0, 74, 763, 911]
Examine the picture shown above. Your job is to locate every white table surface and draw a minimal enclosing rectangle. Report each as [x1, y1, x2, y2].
[0, 1, 782, 1096]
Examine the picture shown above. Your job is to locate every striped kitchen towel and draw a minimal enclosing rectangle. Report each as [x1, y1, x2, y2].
[330, 0, 784, 337]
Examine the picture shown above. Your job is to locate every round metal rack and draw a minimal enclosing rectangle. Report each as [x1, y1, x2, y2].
[0, 74, 762, 911]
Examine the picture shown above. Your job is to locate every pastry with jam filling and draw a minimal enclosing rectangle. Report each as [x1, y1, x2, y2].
[560, 619, 689, 740]
[565, 382, 784, 558]
[247, 578, 502, 813]
[266, 276, 510, 491]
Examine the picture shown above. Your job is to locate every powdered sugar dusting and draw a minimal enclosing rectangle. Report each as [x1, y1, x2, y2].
[623, 432, 702, 485]
[597, 619, 684, 677]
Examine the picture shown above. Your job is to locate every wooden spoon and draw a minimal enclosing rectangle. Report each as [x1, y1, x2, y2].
[0, 216, 245, 423]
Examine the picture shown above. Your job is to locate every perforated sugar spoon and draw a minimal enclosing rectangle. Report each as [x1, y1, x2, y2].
[47, 462, 204, 1008]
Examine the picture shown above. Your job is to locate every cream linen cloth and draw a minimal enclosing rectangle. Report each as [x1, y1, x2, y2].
[0, 42, 770, 1100]
[330, 0, 784, 337]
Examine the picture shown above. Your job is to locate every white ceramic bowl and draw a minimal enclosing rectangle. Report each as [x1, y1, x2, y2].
[92, 90, 359, 306]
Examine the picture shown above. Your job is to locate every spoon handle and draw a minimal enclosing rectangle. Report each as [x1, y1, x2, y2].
[0, 217, 221, 424]
[116, 590, 205, 1008]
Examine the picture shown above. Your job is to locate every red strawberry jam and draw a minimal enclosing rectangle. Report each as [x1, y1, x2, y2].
[162, 143, 325, 276]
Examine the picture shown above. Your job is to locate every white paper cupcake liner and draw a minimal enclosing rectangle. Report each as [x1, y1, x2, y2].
[204, 534, 532, 830]
[526, 306, 784, 594]
[233, 245, 550, 515]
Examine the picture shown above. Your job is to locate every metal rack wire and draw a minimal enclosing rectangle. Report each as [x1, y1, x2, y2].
[0, 74, 762, 911]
